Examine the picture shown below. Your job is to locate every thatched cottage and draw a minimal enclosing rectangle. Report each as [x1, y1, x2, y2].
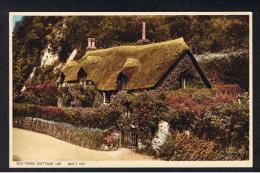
[58, 37, 212, 104]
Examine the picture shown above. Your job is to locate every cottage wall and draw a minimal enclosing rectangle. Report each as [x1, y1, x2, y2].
[154, 56, 203, 91]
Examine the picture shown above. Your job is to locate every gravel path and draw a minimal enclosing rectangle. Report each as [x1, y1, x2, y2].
[12, 128, 153, 161]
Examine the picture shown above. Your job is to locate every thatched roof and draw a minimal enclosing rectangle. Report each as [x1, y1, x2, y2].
[62, 61, 81, 82]
[62, 37, 191, 91]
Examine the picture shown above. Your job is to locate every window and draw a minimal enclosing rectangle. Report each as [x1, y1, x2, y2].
[77, 68, 87, 80]
[117, 73, 128, 91]
[178, 69, 194, 89]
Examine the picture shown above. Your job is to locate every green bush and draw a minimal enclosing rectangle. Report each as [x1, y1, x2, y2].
[78, 85, 96, 107]
[58, 84, 99, 107]
[111, 92, 170, 147]
[58, 86, 73, 106]
[72, 128, 105, 149]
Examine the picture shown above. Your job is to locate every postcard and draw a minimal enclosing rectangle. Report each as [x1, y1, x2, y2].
[9, 12, 253, 168]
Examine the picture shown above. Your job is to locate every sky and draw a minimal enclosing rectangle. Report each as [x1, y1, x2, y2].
[12, 16, 23, 30]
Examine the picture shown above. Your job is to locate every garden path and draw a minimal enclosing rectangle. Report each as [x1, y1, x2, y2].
[12, 128, 153, 161]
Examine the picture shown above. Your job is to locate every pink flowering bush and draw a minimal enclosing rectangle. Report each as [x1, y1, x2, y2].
[17, 81, 58, 106]
[103, 130, 119, 148]
[165, 86, 249, 147]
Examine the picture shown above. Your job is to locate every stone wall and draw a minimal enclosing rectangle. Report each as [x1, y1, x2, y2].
[155, 56, 203, 91]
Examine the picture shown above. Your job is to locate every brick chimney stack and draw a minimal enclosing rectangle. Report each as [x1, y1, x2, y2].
[86, 37, 97, 50]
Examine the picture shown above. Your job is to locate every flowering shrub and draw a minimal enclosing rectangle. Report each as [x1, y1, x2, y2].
[16, 82, 58, 106]
[103, 130, 120, 149]
[158, 132, 248, 161]
[158, 133, 216, 161]
[165, 87, 239, 116]
[165, 87, 249, 147]
[215, 84, 244, 95]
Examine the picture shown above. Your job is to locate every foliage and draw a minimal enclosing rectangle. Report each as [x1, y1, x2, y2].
[56, 16, 248, 54]
[13, 103, 121, 129]
[13, 16, 61, 92]
[71, 128, 105, 149]
[213, 145, 249, 161]
[78, 85, 97, 107]
[103, 129, 120, 147]
[158, 132, 248, 161]
[200, 52, 249, 90]
[58, 86, 73, 106]
[111, 91, 170, 146]
[158, 133, 216, 161]
[165, 87, 249, 147]
[111, 87, 248, 150]
[15, 82, 58, 106]
[25, 63, 60, 86]
[165, 87, 237, 116]
[58, 84, 98, 107]
[202, 95, 249, 147]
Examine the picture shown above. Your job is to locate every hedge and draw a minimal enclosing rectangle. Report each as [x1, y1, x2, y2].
[13, 116, 105, 149]
[13, 103, 120, 129]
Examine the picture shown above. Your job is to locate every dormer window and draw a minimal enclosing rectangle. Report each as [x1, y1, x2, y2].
[117, 73, 128, 91]
[77, 68, 87, 81]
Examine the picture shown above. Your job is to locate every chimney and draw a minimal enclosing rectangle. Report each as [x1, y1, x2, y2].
[87, 38, 92, 49]
[142, 22, 146, 40]
[91, 38, 96, 49]
[137, 22, 150, 45]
